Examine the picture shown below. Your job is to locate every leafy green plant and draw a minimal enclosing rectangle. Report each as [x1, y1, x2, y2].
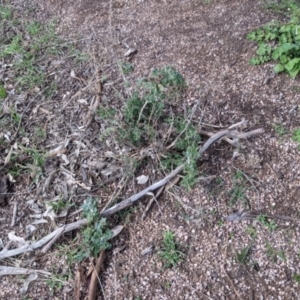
[49, 199, 72, 214]
[0, 5, 12, 20]
[236, 245, 252, 265]
[262, 0, 300, 20]
[46, 274, 68, 296]
[265, 242, 286, 262]
[247, 1, 300, 79]
[274, 124, 286, 135]
[256, 214, 278, 232]
[292, 128, 300, 144]
[0, 10, 82, 93]
[119, 61, 134, 76]
[74, 198, 112, 261]
[98, 66, 201, 189]
[0, 84, 7, 99]
[229, 171, 247, 206]
[293, 273, 300, 283]
[159, 230, 185, 268]
[245, 226, 257, 239]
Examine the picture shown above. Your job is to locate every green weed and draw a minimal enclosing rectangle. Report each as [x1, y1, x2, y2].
[0, 5, 12, 20]
[262, 0, 300, 20]
[0, 8, 83, 93]
[265, 242, 286, 262]
[245, 226, 257, 239]
[46, 274, 68, 296]
[292, 128, 300, 143]
[293, 273, 300, 283]
[159, 230, 185, 268]
[256, 214, 278, 232]
[229, 172, 246, 206]
[74, 198, 112, 261]
[0, 84, 7, 99]
[99, 66, 201, 189]
[247, 1, 300, 78]
[49, 199, 72, 214]
[274, 123, 286, 135]
[236, 245, 252, 265]
[119, 61, 134, 76]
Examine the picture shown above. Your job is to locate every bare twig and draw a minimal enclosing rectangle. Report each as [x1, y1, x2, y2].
[222, 225, 243, 300]
[10, 201, 17, 227]
[88, 250, 106, 300]
[41, 225, 66, 254]
[101, 126, 264, 217]
[0, 219, 88, 260]
[166, 98, 201, 150]
[141, 185, 164, 220]
[0, 266, 51, 276]
[226, 210, 300, 223]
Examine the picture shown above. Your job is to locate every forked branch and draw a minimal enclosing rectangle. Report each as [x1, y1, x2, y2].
[100, 127, 264, 217]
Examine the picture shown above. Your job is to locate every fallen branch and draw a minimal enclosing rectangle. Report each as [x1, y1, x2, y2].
[0, 219, 88, 260]
[0, 266, 51, 276]
[101, 127, 264, 217]
[88, 250, 106, 300]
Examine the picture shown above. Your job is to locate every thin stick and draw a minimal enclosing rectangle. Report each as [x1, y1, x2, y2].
[141, 185, 165, 220]
[88, 250, 106, 300]
[222, 225, 243, 300]
[0, 266, 51, 276]
[0, 219, 87, 260]
[41, 225, 66, 254]
[101, 127, 264, 217]
[10, 201, 17, 227]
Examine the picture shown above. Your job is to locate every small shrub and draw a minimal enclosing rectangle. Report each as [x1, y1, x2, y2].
[98, 66, 201, 189]
[159, 230, 185, 268]
[75, 198, 112, 261]
[292, 128, 300, 144]
[247, 1, 300, 78]
[0, 84, 7, 99]
[236, 245, 252, 265]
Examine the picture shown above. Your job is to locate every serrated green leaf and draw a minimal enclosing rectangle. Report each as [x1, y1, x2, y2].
[274, 64, 284, 73]
[279, 55, 288, 64]
[249, 57, 260, 65]
[256, 44, 268, 55]
[272, 49, 280, 60]
[247, 31, 256, 41]
[288, 69, 299, 79]
[285, 58, 300, 71]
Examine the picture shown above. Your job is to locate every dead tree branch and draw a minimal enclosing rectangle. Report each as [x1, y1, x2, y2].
[0, 219, 88, 260]
[101, 127, 264, 217]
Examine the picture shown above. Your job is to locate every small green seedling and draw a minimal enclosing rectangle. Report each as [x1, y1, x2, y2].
[293, 273, 300, 283]
[0, 85, 7, 99]
[245, 226, 257, 239]
[292, 129, 300, 144]
[247, 0, 300, 78]
[74, 198, 112, 261]
[46, 274, 68, 296]
[265, 242, 286, 262]
[236, 245, 252, 265]
[119, 61, 134, 76]
[159, 230, 185, 268]
[274, 124, 286, 136]
[256, 214, 278, 232]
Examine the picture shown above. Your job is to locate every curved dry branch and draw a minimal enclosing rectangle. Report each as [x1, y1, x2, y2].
[0, 219, 88, 260]
[101, 127, 263, 217]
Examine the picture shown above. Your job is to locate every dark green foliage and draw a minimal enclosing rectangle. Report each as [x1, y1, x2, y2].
[75, 198, 112, 261]
[159, 230, 185, 268]
[98, 66, 201, 189]
[247, 1, 300, 78]
[236, 245, 252, 264]
[292, 128, 300, 143]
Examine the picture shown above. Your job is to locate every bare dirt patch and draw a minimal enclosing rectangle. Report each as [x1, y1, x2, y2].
[1, 0, 300, 299]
